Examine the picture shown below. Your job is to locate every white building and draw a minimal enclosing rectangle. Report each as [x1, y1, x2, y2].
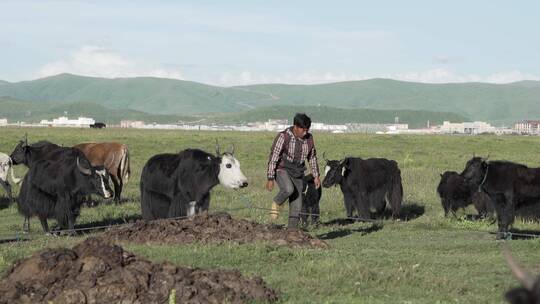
[440, 121, 496, 134]
[40, 116, 95, 127]
[311, 122, 348, 132]
[0, 118, 7, 126]
[120, 120, 145, 128]
[514, 120, 540, 134]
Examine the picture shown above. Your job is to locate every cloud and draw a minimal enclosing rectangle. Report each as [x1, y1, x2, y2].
[392, 69, 540, 84]
[432, 55, 465, 64]
[38, 46, 184, 80]
[36, 48, 540, 86]
[215, 69, 540, 86]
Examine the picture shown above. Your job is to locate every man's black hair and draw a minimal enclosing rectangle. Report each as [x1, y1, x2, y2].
[293, 113, 311, 129]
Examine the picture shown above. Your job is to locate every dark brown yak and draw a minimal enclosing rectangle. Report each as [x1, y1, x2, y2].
[73, 142, 130, 203]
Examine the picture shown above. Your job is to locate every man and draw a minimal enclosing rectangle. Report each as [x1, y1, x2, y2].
[266, 113, 321, 228]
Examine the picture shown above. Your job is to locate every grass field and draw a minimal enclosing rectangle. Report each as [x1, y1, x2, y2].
[1, 127, 540, 303]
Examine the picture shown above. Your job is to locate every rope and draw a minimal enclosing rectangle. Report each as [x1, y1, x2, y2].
[478, 162, 489, 192]
[2, 192, 540, 243]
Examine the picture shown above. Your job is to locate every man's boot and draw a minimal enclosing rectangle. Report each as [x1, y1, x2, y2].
[270, 201, 280, 219]
[288, 215, 300, 229]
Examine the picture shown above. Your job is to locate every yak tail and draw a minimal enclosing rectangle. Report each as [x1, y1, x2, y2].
[8, 158, 22, 184]
[120, 146, 130, 184]
[388, 169, 403, 219]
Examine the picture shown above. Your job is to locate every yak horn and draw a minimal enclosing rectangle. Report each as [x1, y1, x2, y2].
[77, 157, 92, 175]
[229, 143, 235, 155]
[322, 152, 329, 162]
[503, 244, 535, 291]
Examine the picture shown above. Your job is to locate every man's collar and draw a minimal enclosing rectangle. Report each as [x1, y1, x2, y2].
[288, 126, 310, 140]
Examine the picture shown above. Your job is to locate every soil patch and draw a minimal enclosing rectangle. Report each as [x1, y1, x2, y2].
[0, 237, 278, 304]
[102, 212, 328, 249]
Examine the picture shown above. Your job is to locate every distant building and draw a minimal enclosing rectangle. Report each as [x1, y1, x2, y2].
[0, 118, 7, 126]
[514, 120, 540, 134]
[384, 124, 409, 134]
[495, 127, 516, 135]
[40, 116, 95, 128]
[261, 119, 289, 131]
[311, 122, 348, 132]
[440, 121, 496, 134]
[346, 123, 386, 133]
[120, 120, 145, 128]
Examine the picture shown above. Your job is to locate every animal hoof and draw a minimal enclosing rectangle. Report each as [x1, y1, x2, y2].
[496, 232, 512, 240]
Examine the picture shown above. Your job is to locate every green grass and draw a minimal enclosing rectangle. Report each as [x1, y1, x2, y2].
[1, 127, 540, 303]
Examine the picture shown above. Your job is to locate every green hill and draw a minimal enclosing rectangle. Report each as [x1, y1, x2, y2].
[237, 79, 540, 125]
[1, 74, 539, 125]
[0, 74, 272, 115]
[207, 105, 469, 129]
[0, 96, 196, 124]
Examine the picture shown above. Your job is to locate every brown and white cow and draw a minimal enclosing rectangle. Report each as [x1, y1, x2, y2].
[73, 142, 130, 203]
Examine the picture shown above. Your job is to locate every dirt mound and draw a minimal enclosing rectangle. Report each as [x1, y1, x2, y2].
[0, 237, 278, 304]
[102, 212, 328, 249]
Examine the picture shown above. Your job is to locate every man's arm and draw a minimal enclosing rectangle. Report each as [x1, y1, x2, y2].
[267, 133, 286, 180]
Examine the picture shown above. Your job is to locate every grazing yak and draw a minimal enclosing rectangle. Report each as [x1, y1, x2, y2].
[461, 157, 540, 239]
[0, 152, 21, 202]
[322, 156, 403, 219]
[437, 170, 494, 217]
[18, 152, 112, 233]
[300, 173, 322, 227]
[10, 139, 112, 232]
[73, 142, 130, 203]
[503, 245, 540, 304]
[140, 147, 248, 220]
[90, 122, 106, 129]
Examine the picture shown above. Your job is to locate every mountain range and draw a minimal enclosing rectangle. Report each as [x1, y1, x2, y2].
[1, 73, 539, 126]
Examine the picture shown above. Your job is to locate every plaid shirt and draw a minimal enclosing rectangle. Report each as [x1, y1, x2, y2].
[267, 127, 319, 180]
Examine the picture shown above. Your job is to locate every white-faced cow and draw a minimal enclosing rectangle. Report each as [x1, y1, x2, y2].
[461, 157, 540, 239]
[18, 150, 112, 234]
[73, 142, 130, 203]
[437, 170, 494, 217]
[322, 156, 403, 219]
[503, 245, 540, 304]
[140, 146, 248, 220]
[0, 152, 21, 202]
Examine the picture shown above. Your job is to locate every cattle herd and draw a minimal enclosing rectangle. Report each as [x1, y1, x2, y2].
[2, 137, 540, 303]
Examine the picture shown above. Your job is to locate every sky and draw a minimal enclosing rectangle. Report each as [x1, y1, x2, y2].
[2, 0, 540, 86]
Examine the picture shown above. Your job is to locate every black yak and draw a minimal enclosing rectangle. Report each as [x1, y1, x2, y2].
[322, 157, 402, 219]
[437, 170, 494, 217]
[140, 147, 248, 220]
[300, 173, 322, 227]
[18, 154, 112, 233]
[462, 157, 540, 238]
